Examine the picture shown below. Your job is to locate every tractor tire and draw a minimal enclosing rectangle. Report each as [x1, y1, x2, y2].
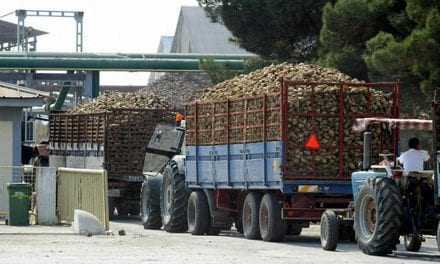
[259, 193, 286, 242]
[404, 235, 422, 252]
[140, 175, 163, 229]
[320, 210, 339, 251]
[243, 192, 262, 240]
[354, 177, 403, 256]
[161, 161, 188, 233]
[187, 191, 210, 235]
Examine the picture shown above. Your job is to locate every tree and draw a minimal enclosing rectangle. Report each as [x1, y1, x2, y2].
[320, 0, 439, 115]
[197, 0, 331, 61]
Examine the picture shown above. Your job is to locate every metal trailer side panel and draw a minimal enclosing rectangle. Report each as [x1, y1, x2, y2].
[186, 141, 283, 189]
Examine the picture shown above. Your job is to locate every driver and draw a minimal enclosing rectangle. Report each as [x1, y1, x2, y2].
[397, 137, 430, 172]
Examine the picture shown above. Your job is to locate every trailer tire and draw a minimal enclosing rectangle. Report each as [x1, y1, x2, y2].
[140, 175, 163, 229]
[243, 192, 262, 240]
[187, 191, 210, 235]
[404, 235, 422, 252]
[354, 177, 402, 256]
[320, 210, 339, 251]
[161, 161, 188, 233]
[259, 193, 286, 242]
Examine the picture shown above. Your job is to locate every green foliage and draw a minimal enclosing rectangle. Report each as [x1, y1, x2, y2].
[199, 58, 277, 84]
[200, 58, 239, 84]
[197, 0, 331, 61]
[320, 0, 440, 115]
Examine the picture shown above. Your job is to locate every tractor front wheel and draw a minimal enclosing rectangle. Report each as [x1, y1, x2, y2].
[320, 210, 339, 251]
[354, 177, 403, 256]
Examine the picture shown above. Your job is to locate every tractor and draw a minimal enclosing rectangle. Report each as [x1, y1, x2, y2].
[320, 108, 440, 255]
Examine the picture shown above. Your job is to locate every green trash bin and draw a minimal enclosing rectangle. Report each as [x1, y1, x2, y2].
[7, 183, 31, 226]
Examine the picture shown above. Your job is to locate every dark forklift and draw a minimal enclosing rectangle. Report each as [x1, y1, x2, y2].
[320, 104, 440, 255]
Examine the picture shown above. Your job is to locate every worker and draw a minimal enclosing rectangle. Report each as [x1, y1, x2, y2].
[397, 137, 430, 172]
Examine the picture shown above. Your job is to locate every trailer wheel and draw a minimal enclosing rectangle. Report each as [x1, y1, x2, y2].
[243, 192, 262, 240]
[187, 191, 210, 235]
[354, 177, 402, 256]
[161, 161, 188, 233]
[140, 175, 163, 229]
[404, 235, 422, 252]
[259, 193, 286, 242]
[320, 210, 339, 251]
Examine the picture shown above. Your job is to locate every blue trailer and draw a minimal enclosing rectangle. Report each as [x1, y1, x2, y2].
[177, 79, 400, 241]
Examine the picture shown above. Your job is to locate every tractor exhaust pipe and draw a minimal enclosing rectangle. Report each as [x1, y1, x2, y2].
[363, 131, 372, 170]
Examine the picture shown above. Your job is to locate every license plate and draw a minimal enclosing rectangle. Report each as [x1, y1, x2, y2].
[297, 185, 319, 193]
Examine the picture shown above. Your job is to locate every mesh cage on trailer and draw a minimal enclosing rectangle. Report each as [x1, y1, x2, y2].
[185, 79, 400, 182]
[49, 108, 175, 177]
[281, 80, 400, 180]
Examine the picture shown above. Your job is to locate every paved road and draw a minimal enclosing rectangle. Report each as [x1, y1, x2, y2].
[0, 221, 438, 264]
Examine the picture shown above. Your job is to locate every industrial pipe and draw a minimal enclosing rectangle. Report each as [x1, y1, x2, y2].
[0, 51, 257, 60]
[0, 57, 247, 71]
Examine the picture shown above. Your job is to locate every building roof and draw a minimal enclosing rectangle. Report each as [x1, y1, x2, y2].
[0, 19, 47, 44]
[0, 81, 50, 107]
[171, 6, 253, 54]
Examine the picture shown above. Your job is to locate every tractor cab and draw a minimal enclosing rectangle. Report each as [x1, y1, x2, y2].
[350, 115, 440, 255]
[351, 117, 436, 201]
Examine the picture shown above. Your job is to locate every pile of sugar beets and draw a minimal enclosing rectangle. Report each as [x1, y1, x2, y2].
[192, 63, 393, 176]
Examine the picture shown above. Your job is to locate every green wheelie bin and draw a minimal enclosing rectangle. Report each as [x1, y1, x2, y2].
[7, 183, 31, 226]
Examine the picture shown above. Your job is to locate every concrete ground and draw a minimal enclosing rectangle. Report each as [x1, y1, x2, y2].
[0, 220, 438, 264]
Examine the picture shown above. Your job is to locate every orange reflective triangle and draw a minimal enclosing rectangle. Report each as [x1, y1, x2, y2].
[305, 133, 320, 150]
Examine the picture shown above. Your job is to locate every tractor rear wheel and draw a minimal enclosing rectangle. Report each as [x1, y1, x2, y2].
[140, 175, 163, 229]
[259, 193, 286, 242]
[320, 210, 339, 251]
[354, 177, 403, 256]
[161, 161, 188, 233]
[187, 191, 210, 235]
[404, 235, 422, 252]
[242, 192, 262, 240]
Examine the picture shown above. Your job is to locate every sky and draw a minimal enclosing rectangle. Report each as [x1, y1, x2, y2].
[0, 0, 199, 85]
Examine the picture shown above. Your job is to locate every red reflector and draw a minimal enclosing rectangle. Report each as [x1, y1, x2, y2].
[305, 133, 320, 150]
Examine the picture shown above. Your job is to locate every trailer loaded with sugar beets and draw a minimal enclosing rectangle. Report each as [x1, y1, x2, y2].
[320, 107, 440, 254]
[49, 108, 174, 217]
[141, 79, 400, 241]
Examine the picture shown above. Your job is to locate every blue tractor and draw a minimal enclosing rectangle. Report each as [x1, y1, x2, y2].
[320, 107, 440, 255]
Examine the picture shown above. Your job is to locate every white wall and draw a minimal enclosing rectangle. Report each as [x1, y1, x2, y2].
[0, 108, 22, 166]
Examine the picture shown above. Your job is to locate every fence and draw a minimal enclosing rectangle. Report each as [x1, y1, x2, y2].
[57, 167, 109, 229]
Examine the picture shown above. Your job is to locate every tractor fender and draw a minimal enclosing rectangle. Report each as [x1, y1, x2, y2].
[171, 154, 185, 175]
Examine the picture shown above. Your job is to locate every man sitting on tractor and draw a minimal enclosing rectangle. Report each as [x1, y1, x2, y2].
[398, 137, 430, 173]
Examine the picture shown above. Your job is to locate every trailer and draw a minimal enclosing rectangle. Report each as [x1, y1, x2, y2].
[141, 79, 400, 241]
[49, 108, 174, 216]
